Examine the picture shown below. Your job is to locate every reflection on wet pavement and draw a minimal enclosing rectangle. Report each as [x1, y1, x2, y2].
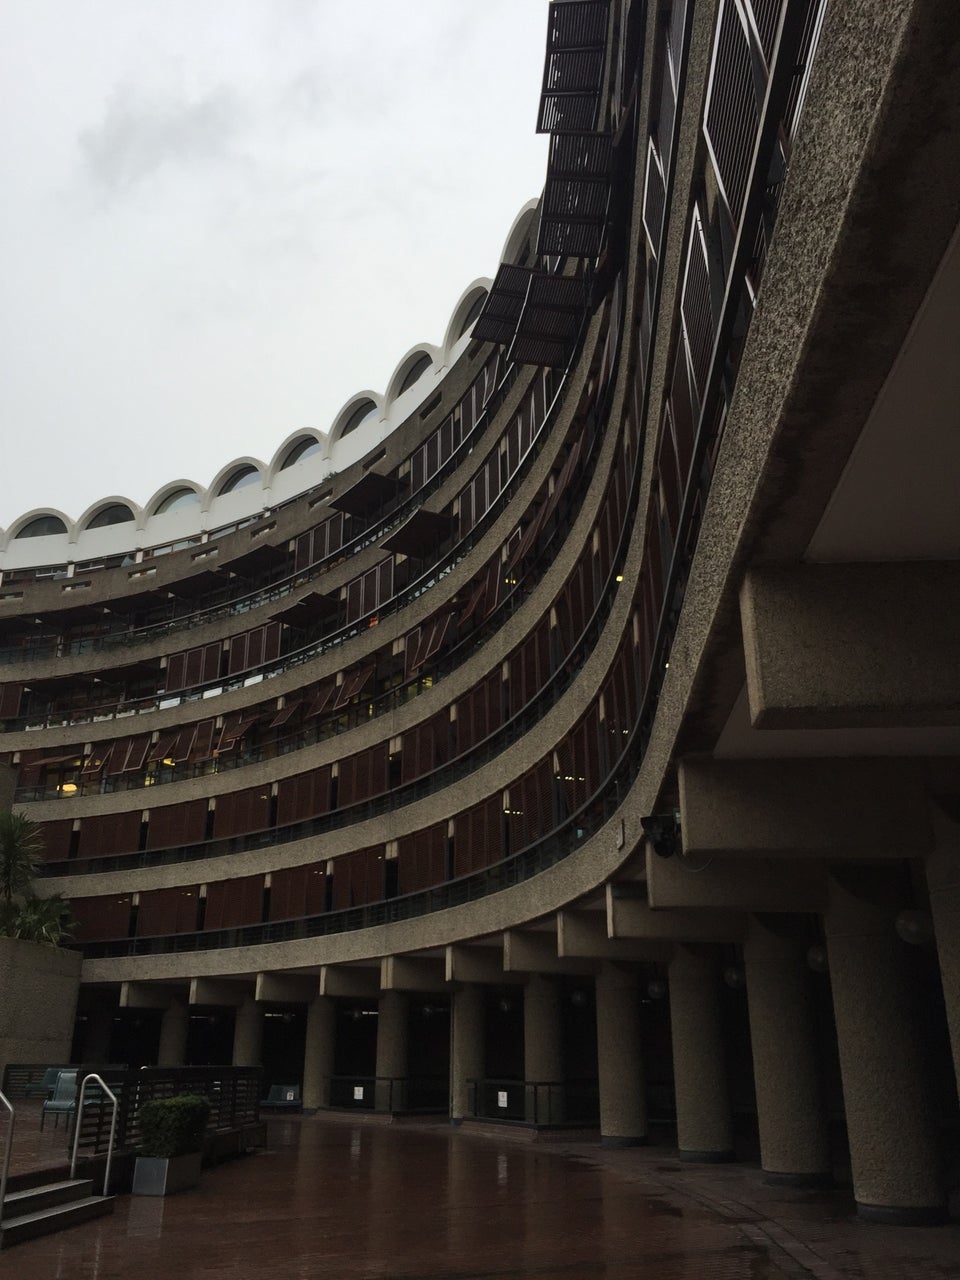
[0, 1118, 957, 1279]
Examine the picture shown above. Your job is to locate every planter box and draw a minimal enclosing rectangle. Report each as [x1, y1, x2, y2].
[132, 1151, 202, 1196]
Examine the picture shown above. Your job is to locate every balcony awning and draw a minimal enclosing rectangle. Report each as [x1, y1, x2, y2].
[226, 542, 290, 577]
[166, 569, 226, 599]
[471, 265, 533, 346]
[381, 509, 454, 558]
[274, 590, 340, 628]
[329, 472, 397, 517]
[537, 1, 609, 135]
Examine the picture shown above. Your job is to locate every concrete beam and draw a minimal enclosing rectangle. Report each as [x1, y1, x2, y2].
[741, 563, 960, 730]
[557, 910, 671, 962]
[380, 956, 450, 992]
[679, 756, 934, 860]
[319, 965, 380, 999]
[646, 849, 827, 912]
[255, 972, 319, 1004]
[503, 929, 600, 976]
[606, 886, 746, 943]
[120, 981, 187, 1010]
[445, 945, 522, 985]
[189, 977, 252, 1007]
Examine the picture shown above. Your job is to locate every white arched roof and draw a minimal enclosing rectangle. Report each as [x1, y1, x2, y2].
[328, 392, 382, 448]
[0, 200, 539, 568]
[207, 457, 269, 502]
[383, 344, 440, 409]
[442, 279, 491, 355]
[77, 496, 143, 532]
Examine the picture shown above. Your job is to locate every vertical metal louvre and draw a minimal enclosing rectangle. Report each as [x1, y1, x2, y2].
[703, 0, 762, 229]
[680, 207, 716, 410]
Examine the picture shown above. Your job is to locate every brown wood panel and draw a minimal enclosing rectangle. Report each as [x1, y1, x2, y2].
[70, 893, 132, 942]
[212, 785, 271, 839]
[78, 810, 143, 859]
[39, 818, 74, 862]
[269, 863, 326, 921]
[203, 874, 264, 930]
[145, 799, 208, 850]
[137, 886, 200, 936]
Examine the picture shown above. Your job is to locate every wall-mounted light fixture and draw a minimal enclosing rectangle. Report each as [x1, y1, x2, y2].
[640, 810, 681, 858]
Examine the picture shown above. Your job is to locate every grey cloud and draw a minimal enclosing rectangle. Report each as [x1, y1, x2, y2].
[78, 84, 246, 194]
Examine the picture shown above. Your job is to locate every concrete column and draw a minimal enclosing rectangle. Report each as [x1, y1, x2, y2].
[825, 876, 945, 1223]
[744, 923, 830, 1185]
[157, 999, 189, 1067]
[926, 822, 960, 1097]
[375, 990, 409, 1112]
[450, 984, 484, 1123]
[595, 963, 646, 1147]
[523, 974, 563, 1124]
[232, 998, 263, 1068]
[669, 945, 733, 1161]
[302, 994, 335, 1110]
[80, 1006, 113, 1063]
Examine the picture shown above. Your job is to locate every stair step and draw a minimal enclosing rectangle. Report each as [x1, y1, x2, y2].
[3, 1179, 96, 1218]
[0, 1195, 115, 1248]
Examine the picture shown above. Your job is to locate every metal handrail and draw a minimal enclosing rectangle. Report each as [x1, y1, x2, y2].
[70, 1073, 117, 1197]
[0, 1091, 14, 1218]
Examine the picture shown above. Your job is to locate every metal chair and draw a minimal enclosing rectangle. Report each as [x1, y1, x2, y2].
[24, 1066, 64, 1099]
[41, 1070, 78, 1130]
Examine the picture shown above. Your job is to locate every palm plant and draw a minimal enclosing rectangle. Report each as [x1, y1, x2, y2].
[0, 809, 43, 903]
[0, 809, 72, 946]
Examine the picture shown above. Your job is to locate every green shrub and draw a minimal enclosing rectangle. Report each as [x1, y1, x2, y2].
[138, 1095, 211, 1158]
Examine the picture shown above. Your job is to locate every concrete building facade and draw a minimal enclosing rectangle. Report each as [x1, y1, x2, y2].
[2, 0, 960, 1225]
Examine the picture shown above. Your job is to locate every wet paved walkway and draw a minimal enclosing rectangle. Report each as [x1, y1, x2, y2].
[1, 1116, 959, 1279]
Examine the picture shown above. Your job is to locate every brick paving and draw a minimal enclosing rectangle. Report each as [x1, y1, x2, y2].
[0, 1115, 957, 1279]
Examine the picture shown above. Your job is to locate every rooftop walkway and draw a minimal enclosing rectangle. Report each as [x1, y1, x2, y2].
[1, 1115, 958, 1278]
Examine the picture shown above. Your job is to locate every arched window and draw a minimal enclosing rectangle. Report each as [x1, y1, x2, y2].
[154, 488, 201, 515]
[340, 400, 376, 438]
[398, 354, 432, 396]
[15, 515, 67, 538]
[280, 437, 322, 469]
[217, 466, 260, 495]
[85, 504, 135, 530]
[459, 293, 486, 337]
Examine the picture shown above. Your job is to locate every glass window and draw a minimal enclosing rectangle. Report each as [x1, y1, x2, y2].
[218, 466, 260, 495]
[281, 437, 322, 469]
[15, 515, 67, 538]
[341, 400, 376, 438]
[398, 354, 432, 395]
[154, 488, 201, 515]
[85, 503, 135, 529]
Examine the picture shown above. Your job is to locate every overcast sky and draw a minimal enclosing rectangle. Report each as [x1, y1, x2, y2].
[0, 1, 550, 527]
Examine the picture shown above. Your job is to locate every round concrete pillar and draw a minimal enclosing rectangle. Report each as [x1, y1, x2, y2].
[523, 974, 563, 1124]
[375, 990, 409, 1112]
[232, 997, 263, 1068]
[825, 875, 945, 1223]
[926, 825, 960, 1098]
[302, 994, 335, 1110]
[595, 963, 646, 1147]
[157, 999, 189, 1067]
[669, 945, 734, 1162]
[744, 923, 830, 1185]
[450, 984, 484, 1122]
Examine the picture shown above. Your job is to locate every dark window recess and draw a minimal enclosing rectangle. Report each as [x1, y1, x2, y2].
[128, 904, 139, 938]
[262, 886, 271, 922]
[268, 795, 279, 828]
[68, 827, 81, 860]
[324, 874, 334, 914]
[138, 821, 149, 853]
[204, 808, 216, 842]
[384, 860, 399, 901]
